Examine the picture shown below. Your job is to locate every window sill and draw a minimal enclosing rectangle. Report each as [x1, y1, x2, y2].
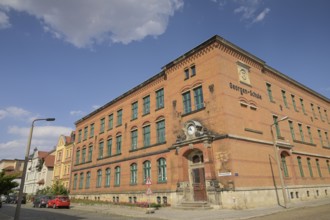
[293, 140, 316, 146]
[129, 142, 166, 153]
[181, 107, 205, 117]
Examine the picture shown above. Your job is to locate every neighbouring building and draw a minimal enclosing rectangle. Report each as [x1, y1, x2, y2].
[53, 133, 75, 189]
[70, 35, 330, 209]
[0, 159, 24, 192]
[24, 148, 55, 195]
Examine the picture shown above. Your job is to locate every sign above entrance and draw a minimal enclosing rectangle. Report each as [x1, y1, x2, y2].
[218, 172, 232, 177]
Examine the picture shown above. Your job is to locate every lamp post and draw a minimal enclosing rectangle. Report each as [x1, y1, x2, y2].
[14, 118, 55, 220]
[270, 116, 288, 208]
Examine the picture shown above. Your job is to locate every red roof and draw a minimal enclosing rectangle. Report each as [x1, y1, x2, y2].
[44, 155, 55, 168]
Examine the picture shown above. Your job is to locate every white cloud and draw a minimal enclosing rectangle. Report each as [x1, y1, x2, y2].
[70, 110, 85, 116]
[0, 10, 10, 29]
[252, 7, 270, 23]
[0, 0, 184, 48]
[0, 106, 31, 120]
[232, 0, 270, 25]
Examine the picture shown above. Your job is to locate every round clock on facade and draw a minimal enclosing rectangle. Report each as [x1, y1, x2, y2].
[187, 124, 196, 135]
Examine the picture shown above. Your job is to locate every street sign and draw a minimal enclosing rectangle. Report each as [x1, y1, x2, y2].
[145, 177, 152, 185]
[146, 187, 152, 195]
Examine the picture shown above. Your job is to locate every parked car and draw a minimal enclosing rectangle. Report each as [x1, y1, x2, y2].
[47, 195, 70, 209]
[7, 195, 17, 204]
[33, 195, 53, 208]
[15, 194, 27, 204]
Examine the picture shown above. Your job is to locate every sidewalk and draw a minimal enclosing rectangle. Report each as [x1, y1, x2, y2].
[71, 198, 330, 220]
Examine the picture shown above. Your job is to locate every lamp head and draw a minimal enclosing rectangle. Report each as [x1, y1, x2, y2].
[46, 118, 56, 121]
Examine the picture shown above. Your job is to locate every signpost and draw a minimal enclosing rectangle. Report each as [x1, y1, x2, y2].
[145, 177, 152, 210]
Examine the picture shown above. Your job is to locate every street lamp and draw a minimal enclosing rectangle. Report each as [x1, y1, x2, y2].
[14, 118, 55, 220]
[270, 116, 288, 208]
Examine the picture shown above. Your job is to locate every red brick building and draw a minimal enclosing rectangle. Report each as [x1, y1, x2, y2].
[71, 35, 330, 209]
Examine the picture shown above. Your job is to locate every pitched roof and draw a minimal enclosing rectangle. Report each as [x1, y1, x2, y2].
[44, 155, 55, 168]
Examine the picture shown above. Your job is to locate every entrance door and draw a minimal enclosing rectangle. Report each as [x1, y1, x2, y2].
[192, 167, 207, 201]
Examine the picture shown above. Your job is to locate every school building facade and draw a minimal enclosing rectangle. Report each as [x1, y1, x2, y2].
[70, 35, 330, 209]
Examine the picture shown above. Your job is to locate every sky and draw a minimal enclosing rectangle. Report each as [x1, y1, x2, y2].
[0, 0, 329, 160]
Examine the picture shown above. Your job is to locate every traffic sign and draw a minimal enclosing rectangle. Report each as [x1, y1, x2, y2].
[145, 177, 152, 185]
[146, 187, 152, 195]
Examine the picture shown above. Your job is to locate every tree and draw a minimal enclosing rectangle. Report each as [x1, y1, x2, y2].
[36, 180, 68, 196]
[0, 171, 19, 195]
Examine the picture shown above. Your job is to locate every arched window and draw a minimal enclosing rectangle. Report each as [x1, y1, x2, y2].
[73, 173, 77, 190]
[79, 172, 84, 189]
[281, 153, 289, 177]
[130, 163, 137, 184]
[143, 160, 151, 183]
[96, 169, 102, 188]
[297, 157, 304, 177]
[85, 171, 91, 189]
[75, 149, 80, 164]
[105, 168, 111, 187]
[307, 158, 313, 177]
[157, 158, 167, 182]
[115, 166, 120, 186]
[316, 159, 322, 177]
[98, 140, 104, 159]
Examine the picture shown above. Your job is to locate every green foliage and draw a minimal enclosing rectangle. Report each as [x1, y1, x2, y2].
[0, 171, 19, 195]
[36, 180, 68, 196]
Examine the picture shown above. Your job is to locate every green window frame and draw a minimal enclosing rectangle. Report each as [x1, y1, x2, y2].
[73, 174, 77, 190]
[272, 116, 281, 138]
[266, 83, 274, 102]
[83, 126, 88, 140]
[191, 65, 196, 77]
[288, 121, 295, 140]
[298, 123, 304, 142]
[300, 98, 306, 114]
[318, 129, 323, 146]
[78, 129, 82, 142]
[316, 159, 322, 177]
[81, 148, 86, 163]
[193, 86, 204, 110]
[96, 169, 102, 188]
[131, 101, 138, 120]
[297, 157, 304, 177]
[117, 109, 122, 126]
[108, 114, 113, 130]
[156, 88, 164, 109]
[88, 145, 93, 162]
[182, 91, 192, 114]
[130, 163, 137, 184]
[291, 94, 297, 111]
[107, 138, 112, 156]
[105, 168, 111, 187]
[307, 158, 313, 177]
[143, 95, 150, 115]
[318, 106, 323, 121]
[90, 123, 94, 138]
[116, 135, 122, 154]
[143, 160, 151, 183]
[156, 120, 165, 144]
[131, 129, 138, 150]
[311, 103, 316, 118]
[307, 126, 313, 144]
[282, 90, 288, 108]
[327, 160, 330, 174]
[281, 154, 289, 177]
[157, 158, 167, 182]
[184, 68, 189, 79]
[325, 132, 330, 146]
[143, 125, 151, 147]
[325, 110, 329, 123]
[100, 118, 105, 133]
[79, 172, 84, 189]
[85, 171, 90, 189]
[75, 150, 80, 164]
[115, 166, 120, 186]
[98, 140, 104, 159]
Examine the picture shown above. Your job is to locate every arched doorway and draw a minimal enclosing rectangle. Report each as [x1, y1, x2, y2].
[188, 150, 207, 201]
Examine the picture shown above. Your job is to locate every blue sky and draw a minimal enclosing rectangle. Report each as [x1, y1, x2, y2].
[0, 0, 329, 160]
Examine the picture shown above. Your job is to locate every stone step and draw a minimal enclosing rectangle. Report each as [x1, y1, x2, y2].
[175, 201, 213, 210]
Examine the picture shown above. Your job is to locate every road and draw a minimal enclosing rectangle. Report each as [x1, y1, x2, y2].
[250, 203, 330, 220]
[0, 203, 161, 220]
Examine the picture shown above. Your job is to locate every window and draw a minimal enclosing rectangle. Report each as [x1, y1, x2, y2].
[98, 140, 104, 159]
[116, 135, 122, 154]
[107, 138, 112, 156]
[131, 129, 138, 150]
[76, 150, 80, 164]
[281, 154, 289, 177]
[307, 158, 313, 177]
[307, 126, 313, 144]
[90, 123, 94, 138]
[289, 121, 295, 140]
[182, 91, 192, 114]
[143, 160, 151, 183]
[88, 145, 93, 162]
[105, 168, 111, 187]
[297, 157, 304, 177]
[325, 110, 329, 123]
[84, 126, 88, 140]
[272, 116, 282, 138]
[184, 68, 189, 79]
[108, 114, 113, 130]
[327, 160, 330, 174]
[73, 174, 77, 190]
[191, 65, 196, 77]
[325, 132, 330, 146]
[316, 159, 322, 177]
[96, 169, 102, 188]
[100, 118, 105, 133]
[156, 120, 165, 144]
[318, 106, 323, 121]
[78, 129, 82, 142]
[291, 95, 297, 111]
[130, 163, 137, 184]
[157, 158, 167, 182]
[156, 88, 164, 109]
[184, 65, 196, 79]
[85, 171, 91, 189]
[131, 101, 138, 120]
[143, 95, 150, 115]
[115, 166, 120, 186]
[79, 172, 84, 189]
[311, 103, 316, 118]
[193, 86, 204, 110]
[282, 90, 288, 108]
[298, 123, 304, 142]
[266, 83, 274, 102]
[143, 125, 151, 147]
[81, 148, 86, 163]
[318, 129, 323, 146]
[300, 98, 306, 114]
[117, 109, 122, 126]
